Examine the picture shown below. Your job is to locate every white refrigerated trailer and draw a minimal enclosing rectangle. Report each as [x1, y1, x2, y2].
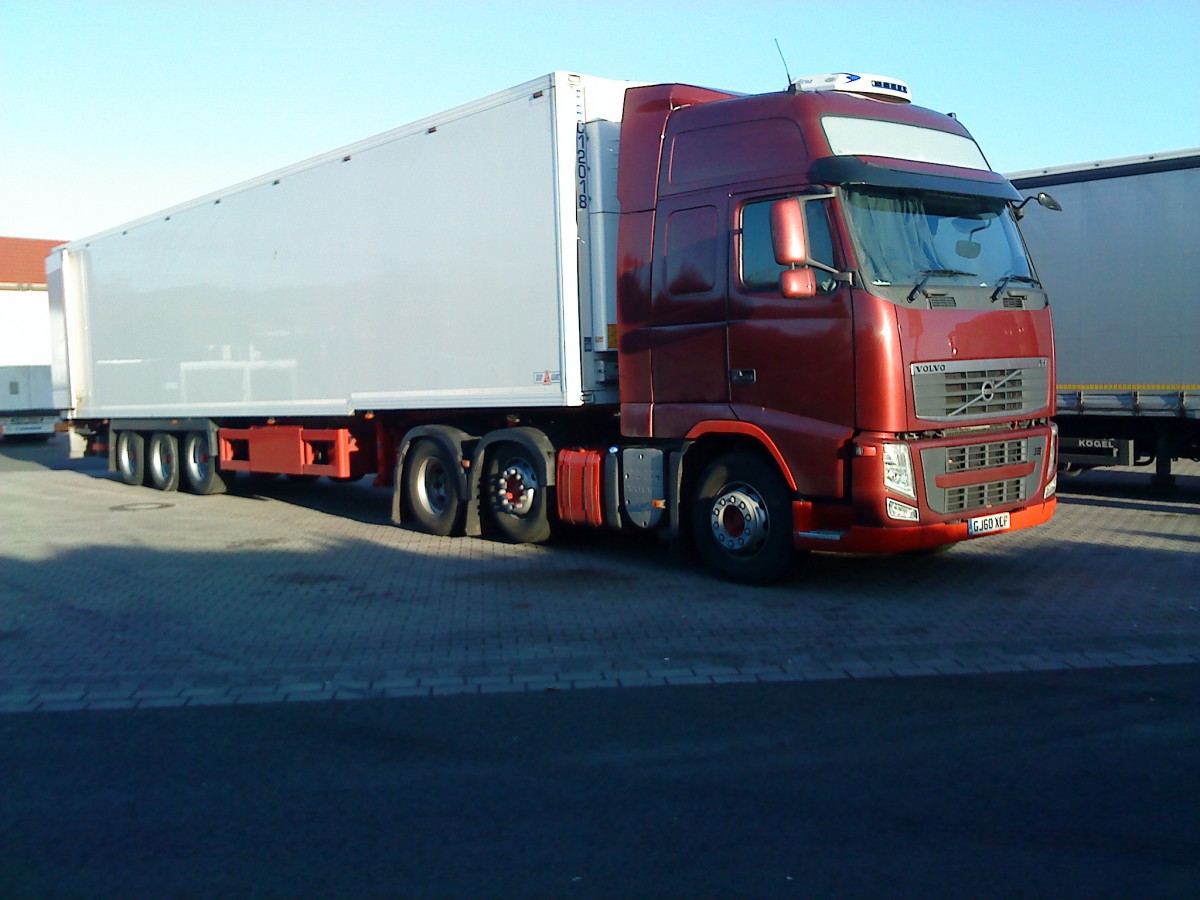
[50, 72, 630, 425]
[1010, 149, 1200, 485]
[49, 72, 635, 512]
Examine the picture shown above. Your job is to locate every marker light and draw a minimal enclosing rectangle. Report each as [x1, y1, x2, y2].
[1044, 423, 1059, 499]
[793, 72, 912, 104]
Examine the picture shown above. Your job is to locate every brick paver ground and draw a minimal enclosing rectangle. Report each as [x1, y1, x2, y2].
[2, 441, 1197, 712]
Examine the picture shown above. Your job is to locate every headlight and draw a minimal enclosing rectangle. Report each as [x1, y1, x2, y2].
[882, 442, 915, 498]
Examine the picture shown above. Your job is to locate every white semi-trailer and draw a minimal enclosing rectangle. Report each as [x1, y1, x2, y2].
[1010, 150, 1200, 486]
[1, 237, 68, 440]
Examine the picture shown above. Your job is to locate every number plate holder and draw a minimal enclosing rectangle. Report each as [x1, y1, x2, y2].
[967, 511, 1010, 536]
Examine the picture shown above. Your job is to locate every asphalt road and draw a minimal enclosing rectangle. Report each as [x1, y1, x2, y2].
[3, 665, 1200, 899]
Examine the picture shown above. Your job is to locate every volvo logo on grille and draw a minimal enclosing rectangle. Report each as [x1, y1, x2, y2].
[979, 380, 996, 403]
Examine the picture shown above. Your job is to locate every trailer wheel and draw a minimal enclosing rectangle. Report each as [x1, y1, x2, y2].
[115, 431, 146, 486]
[182, 432, 227, 495]
[403, 440, 465, 536]
[147, 432, 180, 492]
[691, 452, 794, 585]
[486, 443, 551, 544]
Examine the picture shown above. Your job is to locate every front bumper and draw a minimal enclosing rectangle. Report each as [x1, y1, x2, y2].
[791, 423, 1058, 553]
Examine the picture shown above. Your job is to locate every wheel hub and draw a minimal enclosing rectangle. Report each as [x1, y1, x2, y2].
[496, 463, 537, 516]
[710, 485, 769, 554]
[187, 443, 209, 480]
[418, 460, 449, 513]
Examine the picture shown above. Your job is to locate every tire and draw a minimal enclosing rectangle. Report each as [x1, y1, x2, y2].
[181, 432, 227, 495]
[691, 451, 795, 585]
[115, 431, 146, 486]
[485, 443, 552, 544]
[403, 440, 465, 536]
[147, 432, 180, 492]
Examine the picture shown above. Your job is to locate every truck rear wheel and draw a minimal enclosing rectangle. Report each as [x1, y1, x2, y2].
[182, 432, 227, 495]
[691, 452, 795, 585]
[115, 431, 146, 486]
[403, 440, 465, 536]
[486, 444, 551, 544]
[147, 432, 180, 492]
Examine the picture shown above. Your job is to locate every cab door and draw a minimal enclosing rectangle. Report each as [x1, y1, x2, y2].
[648, 197, 732, 435]
[726, 194, 856, 496]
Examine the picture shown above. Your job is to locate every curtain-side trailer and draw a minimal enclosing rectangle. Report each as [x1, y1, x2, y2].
[1011, 150, 1200, 486]
[49, 71, 1059, 583]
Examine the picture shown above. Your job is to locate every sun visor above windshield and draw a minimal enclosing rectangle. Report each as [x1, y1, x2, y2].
[809, 156, 1023, 201]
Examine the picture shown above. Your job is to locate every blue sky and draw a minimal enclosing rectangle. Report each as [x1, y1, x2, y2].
[3, 0, 1198, 240]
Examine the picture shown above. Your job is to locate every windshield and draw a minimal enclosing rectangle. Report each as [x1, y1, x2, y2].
[843, 188, 1035, 289]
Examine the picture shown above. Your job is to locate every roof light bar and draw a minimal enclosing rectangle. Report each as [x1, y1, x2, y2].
[792, 72, 912, 104]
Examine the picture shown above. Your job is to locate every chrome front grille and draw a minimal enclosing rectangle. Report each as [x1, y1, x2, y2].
[944, 479, 1026, 514]
[911, 357, 1050, 422]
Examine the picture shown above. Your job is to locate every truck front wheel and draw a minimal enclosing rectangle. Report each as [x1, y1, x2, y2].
[404, 440, 465, 537]
[691, 452, 795, 585]
[115, 431, 146, 486]
[486, 444, 551, 544]
[147, 432, 180, 492]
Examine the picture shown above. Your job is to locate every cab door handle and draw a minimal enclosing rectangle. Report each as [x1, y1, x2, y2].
[730, 368, 757, 385]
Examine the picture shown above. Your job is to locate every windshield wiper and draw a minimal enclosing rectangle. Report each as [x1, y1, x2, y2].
[989, 274, 1040, 303]
[907, 268, 976, 304]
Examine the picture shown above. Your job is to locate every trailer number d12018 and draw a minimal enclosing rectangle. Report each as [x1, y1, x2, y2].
[968, 512, 1010, 536]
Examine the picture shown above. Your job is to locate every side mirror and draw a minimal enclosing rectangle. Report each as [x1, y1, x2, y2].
[1036, 191, 1062, 212]
[781, 268, 817, 299]
[1012, 191, 1062, 220]
[770, 198, 808, 265]
[771, 197, 817, 298]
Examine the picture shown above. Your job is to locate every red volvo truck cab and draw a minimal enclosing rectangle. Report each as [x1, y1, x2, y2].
[605, 73, 1058, 580]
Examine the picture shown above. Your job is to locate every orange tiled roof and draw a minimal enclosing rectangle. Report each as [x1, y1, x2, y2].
[0, 237, 67, 286]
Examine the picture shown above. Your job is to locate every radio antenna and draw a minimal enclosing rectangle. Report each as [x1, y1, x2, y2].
[774, 39, 793, 88]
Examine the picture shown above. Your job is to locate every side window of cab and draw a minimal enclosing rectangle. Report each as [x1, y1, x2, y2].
[740, 197, 838, 293]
